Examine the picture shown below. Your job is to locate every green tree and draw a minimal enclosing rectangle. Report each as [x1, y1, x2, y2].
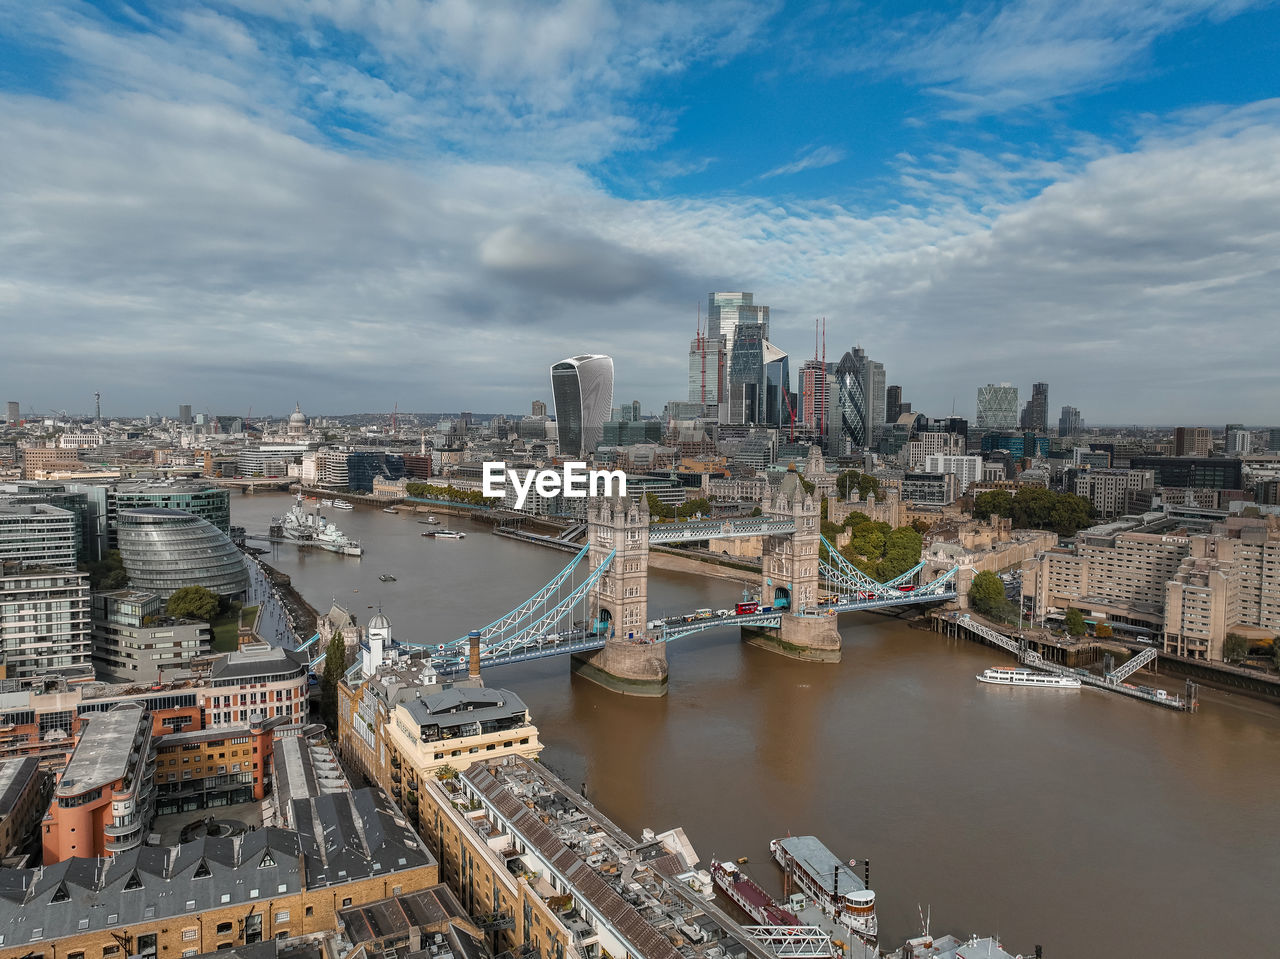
[1064, 608, 1087, 636]
[166, 585, 220, 622]
[878, 526, 923, 581]
[645, 492, 674, 520]
[835, 470, 879, 500]
[750, 506, 762, 517]
[1048, 494, 1094, 536]
[967, 570, 1006, 617]
[676, 497, 711, 518]
[321, 632, 346, 730]
[973, 489, 1014, 519]
[83, 550, 129, 591]
[1223, 633, 1249, 663]
[1095, 622, 1113, 639]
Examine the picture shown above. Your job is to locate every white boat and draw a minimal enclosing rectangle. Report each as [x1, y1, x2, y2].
[977, 667, 1081, 688]
[382, 506, 397, 514]
[320, 499, 334, 507]
[423, 529, 465, 539]
[771, 836, 876, 942]
[332, 499, 354, 510]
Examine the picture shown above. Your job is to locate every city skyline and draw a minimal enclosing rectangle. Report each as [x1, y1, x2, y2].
[2, 2, 1279, 421]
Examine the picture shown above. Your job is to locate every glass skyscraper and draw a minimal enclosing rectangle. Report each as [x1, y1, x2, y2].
[826, 350, 868, 454]
[551, 354, 614, 458]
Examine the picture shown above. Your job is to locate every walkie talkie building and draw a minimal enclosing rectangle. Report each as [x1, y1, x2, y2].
[551, 354, 614, 458]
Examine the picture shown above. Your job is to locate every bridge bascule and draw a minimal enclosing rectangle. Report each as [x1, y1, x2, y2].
[306, 480, 960, 695]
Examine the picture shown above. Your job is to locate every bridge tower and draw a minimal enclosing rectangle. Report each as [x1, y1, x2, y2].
[571, 494, 668, 696]
[746, 470, 841, 661]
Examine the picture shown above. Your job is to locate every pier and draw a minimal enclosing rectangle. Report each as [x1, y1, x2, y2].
[934, 612, 1197, 711]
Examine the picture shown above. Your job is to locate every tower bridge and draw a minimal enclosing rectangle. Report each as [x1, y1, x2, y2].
[310, 478, 959, 695]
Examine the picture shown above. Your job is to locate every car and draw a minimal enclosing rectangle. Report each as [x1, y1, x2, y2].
[715, 609, 731, 618]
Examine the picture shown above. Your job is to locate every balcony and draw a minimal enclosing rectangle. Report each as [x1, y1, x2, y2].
[103, 821, 141, 839]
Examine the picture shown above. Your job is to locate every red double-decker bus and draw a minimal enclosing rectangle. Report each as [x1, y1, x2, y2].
[735, 601, 760, 615]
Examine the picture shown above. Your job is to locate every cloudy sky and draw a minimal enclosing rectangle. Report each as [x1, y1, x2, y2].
[2, 0, 1278, 424]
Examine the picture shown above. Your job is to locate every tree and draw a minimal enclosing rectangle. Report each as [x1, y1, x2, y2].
[321, 632, 346, 730]
[878, 526, 923, 581]
[1223, 633, 1249, 663]
[167, 585, 220, 622]
[83, 550, 129, 591]
[1095, 622, 1113, 639]
[973, 489, 1014, 519]
[967, 571, 1006, 617]
[835, 470, 878, 501]
[1064, 608, 1087, 636]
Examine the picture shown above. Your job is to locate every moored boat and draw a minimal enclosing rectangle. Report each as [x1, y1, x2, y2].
[771, 836, 876, 942]
[710, 860, 801, 926]
[977, 667, 1081, 688]
[422, 529, 465, 539]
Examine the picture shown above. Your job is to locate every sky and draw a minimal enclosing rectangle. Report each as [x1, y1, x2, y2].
[1, 0, 1278, 425]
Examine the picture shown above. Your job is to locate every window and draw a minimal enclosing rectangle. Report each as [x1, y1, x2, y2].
[104, 948, 120, 957]
[274, 911, 289, 923]
[182, 929, 198, 941]
[342, 897, 352, 907]
[216, 923, 233, 935]
[305, 907, 314, 917]
[277, 883, 287, 893]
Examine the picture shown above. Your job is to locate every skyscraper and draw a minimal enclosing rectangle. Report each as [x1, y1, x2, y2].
[826, 350, 867, 454]
[687, 329, 725, 405]
[1020, 382, 1049, 432]
[1174, 427, 1212, 456]
[863, 352, 886, 435]
[708, 292, 768, 398]
[976, 384, 1019, 430]
[531, 400, 547, 417]
[1059, 405, 1082, 437]
[727, 324, 766, 425]
[5, 401, 18, 426]
[550, 354, 614, 458]
[886, 385, 903, 423]
[178, 404, 192, 425]
[762, 342, 791, 429]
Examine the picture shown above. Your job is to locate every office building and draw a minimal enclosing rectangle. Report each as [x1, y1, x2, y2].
[116, 508, 249, 598]
[1074, 469, 1154, 519]
[886, 384, 903, 423]
[316, 449, 405, 492]
[762, 340, 792, 428]
[862, 350, 886, 436]
[1020, 382, 1049, 432]
[707, 292, 768, 391]
[1174, 427, 1213, 457]
[19, 446, 82, 479]
[550, 353, 614, 457]
[826, 350, 867, 454]
[924, 454, 983, 494]
[531, 399, 547, 417]
[603, 419, 663, 446]
[0, 561, 92, 681]
[236, 442, 311, 477]
[1130, 456, 1243, 490]
[901, 471, 959, 505]
[178, 404, 193, 425]
[976, 383, 1019, 430]
[4, 402, 18, 426]
[0, 503, 78, 569]
[91, 588, 212, 683]
[42, 702, 155, 862]
[1270, 428, 1280, 452]
[1059, 405, 1082, 437]
[981, 432, 1051, 458]
[108, 480, 232, 542]
[726, 324, 765, 425]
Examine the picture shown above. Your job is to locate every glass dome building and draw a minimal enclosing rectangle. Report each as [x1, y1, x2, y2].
[116, 508, 249, 598]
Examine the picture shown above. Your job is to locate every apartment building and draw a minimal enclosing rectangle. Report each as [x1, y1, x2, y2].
[0, 756, 46, 859]
[1074, 469, 1154, 520]
[42, 702, 156, 862]
[0, 561, 92, 681]
[91, 589, 212, 683]
[1164, 558, 1239, 660]
[0, 504, 78, 569]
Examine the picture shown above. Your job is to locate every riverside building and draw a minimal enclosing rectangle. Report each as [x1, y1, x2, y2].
[0, 561, 92, 681]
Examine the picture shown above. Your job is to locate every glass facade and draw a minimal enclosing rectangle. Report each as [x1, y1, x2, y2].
[727, 324, 765, 425]
[826, 350, 867, 454]
[107, 484, 231, 549]
[116, 508, 249, 598]
[551, 354, 614, 457]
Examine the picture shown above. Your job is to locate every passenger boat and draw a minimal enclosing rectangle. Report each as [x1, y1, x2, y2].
[418, 516, 440, 525]
[320, 499, 334, 507]
[332, 499, 354, 510]
[771, 836, 876, 942]
[382, 506, 397, 514]
[976, 667, 1081, 688]
[422, 529, 465, 539]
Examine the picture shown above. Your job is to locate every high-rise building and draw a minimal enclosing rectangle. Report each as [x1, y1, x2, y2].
[531, 400, 547, 417]
[862, 351, 886, 436]
[826, 350, 867, 454]
[976, 383, 1019, 430]
[1059, 405, 1082, 437]
[688, 326, 726, 405]
[886, 385, 903, 423]
[707, 292, 768, 398]
[799, 360, 829, 432]
[1020, 382, 1049, 432]
[762, 342, 791, 429]
[727, 324, 766, 425]
[1174, 427, 1212, 457]
[5, 402, 18, 426]
[177, 404, 192, 425]
[550, 354, 614, 457]
[1227, 429, 1252, 455]
[1270, 427, 1280, 451]
[0, 560, 92, 681]
[0, 503, 78, 569]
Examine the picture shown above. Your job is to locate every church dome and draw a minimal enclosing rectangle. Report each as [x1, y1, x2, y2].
[368, 612, 391, 631]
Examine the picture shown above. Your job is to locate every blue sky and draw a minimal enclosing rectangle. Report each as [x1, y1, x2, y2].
[1, 0, 1278, 423]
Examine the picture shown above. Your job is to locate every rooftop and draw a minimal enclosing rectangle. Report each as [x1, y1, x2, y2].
[0, 757, 40, 818]
[57, 704, 147, 797]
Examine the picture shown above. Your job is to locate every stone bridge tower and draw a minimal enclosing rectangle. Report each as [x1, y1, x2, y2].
[573, 494, 667, 695]
[760, 471, 821, 612]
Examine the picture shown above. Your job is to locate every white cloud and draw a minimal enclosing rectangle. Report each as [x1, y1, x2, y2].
[759, 145, 847, 180]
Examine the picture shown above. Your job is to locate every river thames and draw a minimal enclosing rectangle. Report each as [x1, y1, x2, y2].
[234, 495, 1278, 957]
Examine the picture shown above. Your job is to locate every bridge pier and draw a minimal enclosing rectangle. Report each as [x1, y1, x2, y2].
[570, 638, 668, 697]
[742, 613, 841, 662]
